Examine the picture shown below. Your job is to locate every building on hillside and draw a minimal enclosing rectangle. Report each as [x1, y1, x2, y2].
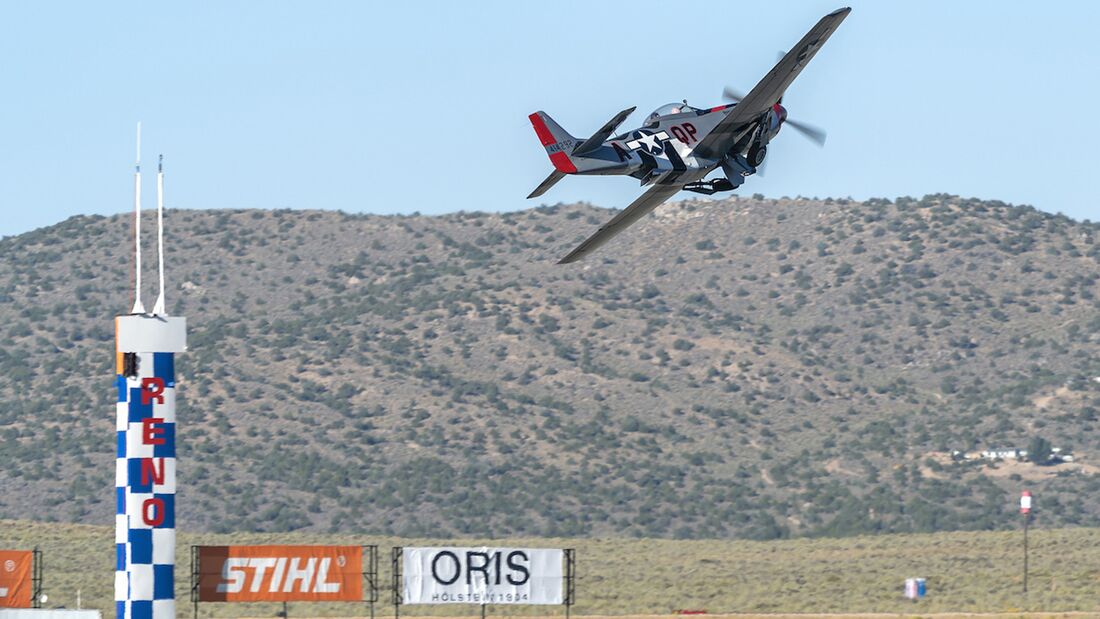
[953, 446, 1076, 464]
[980, 448, 1026, 461]
[1049, 447, 1075, 463]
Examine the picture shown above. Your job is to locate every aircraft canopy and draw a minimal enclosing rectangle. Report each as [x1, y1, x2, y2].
[645, 102, 698, 126]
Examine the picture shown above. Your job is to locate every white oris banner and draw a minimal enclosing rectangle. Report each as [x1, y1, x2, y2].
[402, 547, 563, 605]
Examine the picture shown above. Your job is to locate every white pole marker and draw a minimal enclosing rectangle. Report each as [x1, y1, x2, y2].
[153, 154, 166, 315]
[131, 122, 145, 315]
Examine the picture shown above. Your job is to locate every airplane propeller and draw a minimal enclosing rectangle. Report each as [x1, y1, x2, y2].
[721, 86, 745, 103]
[722, 87, 828, 147]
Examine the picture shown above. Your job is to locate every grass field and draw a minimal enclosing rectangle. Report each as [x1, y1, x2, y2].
[3, 520, 1100, 617]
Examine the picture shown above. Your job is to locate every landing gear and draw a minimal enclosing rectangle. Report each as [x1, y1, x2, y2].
[683, 178, 737, 195]
[747, 143, 767, 168]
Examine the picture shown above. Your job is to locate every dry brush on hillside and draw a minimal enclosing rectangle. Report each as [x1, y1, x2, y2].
[1, 195, 1099, 538]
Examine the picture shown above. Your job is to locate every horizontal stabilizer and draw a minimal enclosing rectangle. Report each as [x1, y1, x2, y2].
[527, 170, 566, 199]
[571, 106, 636, 157]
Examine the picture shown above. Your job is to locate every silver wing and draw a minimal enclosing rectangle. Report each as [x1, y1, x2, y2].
[694, 7, 851, 159]
[557, 184, 682, 264]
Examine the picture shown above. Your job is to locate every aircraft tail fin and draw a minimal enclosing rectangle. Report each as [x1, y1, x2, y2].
[528, 111, 578, 173]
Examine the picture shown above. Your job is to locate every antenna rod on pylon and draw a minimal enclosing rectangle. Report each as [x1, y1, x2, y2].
[131, 122, 145, 315]
[153, 154, 167, 315]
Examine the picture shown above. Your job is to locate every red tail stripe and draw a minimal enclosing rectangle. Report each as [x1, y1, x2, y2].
[549, 152, 577, 174]
[529, 113, 557, 146]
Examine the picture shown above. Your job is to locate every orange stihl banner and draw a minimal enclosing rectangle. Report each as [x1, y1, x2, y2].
[197, 545, 363, 602]
[0, 550, 34, 608]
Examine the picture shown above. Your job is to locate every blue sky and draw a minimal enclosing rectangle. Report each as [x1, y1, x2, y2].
[1, 1, 1098, 237]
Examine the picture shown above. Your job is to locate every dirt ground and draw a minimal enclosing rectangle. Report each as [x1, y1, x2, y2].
[246, 613, 1100, 619]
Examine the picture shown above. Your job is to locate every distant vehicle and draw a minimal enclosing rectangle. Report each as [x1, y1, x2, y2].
[527, 7, 851, 264]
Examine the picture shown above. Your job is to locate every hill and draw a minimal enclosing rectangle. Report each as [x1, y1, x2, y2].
[4, 519, 1100, 616]
[0, 195, 1099, 538]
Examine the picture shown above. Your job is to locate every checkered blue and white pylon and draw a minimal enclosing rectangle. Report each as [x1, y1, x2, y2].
[115, 346, 178, 619]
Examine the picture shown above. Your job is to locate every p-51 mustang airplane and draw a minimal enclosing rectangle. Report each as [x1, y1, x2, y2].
[528, 7, 850, 264]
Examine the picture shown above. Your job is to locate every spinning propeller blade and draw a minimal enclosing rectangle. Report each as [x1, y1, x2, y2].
[785, 119, 827, 147]
[723, 85, 827, 147]
[722, 87, 745, 103]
